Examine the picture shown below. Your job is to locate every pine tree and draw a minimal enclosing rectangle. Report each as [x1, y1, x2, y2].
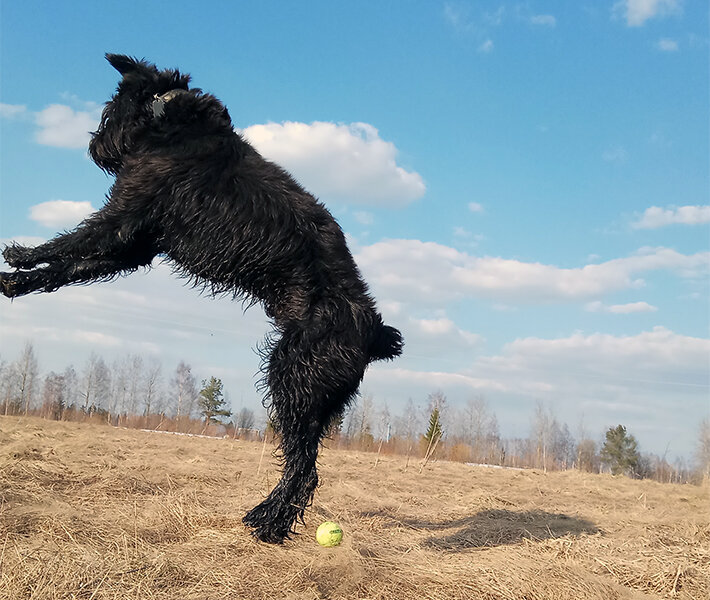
[419, 405, 444, 472]
[424, 406, 443, 446]
[600, 424, 640, 476]
[198, 377, 232, 425]
[326, 409, 345, 438]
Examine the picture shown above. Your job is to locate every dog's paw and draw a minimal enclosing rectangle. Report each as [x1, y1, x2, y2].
[2, 244, 36, 269]
[243, 504, 292, 544]
[0, 272, 20, 298]
[244, 520, 291, 544]
[0, 271, 35, 298]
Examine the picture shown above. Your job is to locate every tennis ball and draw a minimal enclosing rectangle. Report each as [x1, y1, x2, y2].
[316, 521, 343, 547]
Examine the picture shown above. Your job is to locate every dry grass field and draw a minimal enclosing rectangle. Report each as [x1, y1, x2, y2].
[0, 416, 707, 600]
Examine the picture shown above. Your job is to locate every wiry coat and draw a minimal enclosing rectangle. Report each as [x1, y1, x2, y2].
[0, 54, 403, 543]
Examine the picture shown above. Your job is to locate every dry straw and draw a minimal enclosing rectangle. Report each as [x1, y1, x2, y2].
[0, 416, 707, 599]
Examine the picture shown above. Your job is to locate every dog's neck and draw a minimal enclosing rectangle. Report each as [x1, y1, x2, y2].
[152, 89, 188, 119]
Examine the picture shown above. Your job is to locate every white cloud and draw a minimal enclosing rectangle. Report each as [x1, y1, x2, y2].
[585, 300, 658, 314]
[29, 200, 96, 228]
[452, 228, 485, 248]
[469, 327, 709, 402]
[1, 99, 101, 149]
[484, 7, 505, 27]
[613, 0, 682, 27]
[355, 239, 709, 304]
[657, 38, 679, 51]
[468, 202, 484, 213]
[0, 103, 27, 119]
[367, 367, 508, 393]
[443, 2, 472, 32]
[34, 103, 101, 149]
[478, 39, 494, 53]
[365, 325, 709, 459]
[372, 312, 484, 373]
[241, 121, 425, 207]
[443, 2, 503, 33]
[71, 330, 122, 347]
[530, 14, 556, 27]
[481, 327, 707, 382]
[602, 145, 628, 163]
[632, 205, 710, 229]
[411, 316, 482, 345]
[353, 211, 374, 226]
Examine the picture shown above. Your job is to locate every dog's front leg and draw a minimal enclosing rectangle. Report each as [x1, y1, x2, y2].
[3, 173, 160, 270]
[3, 213, 152, 270]
[0, 253, 154, 298]
[3, 214, 115, 269]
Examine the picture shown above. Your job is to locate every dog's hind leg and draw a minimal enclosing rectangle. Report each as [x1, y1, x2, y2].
[243, 323, 366, 543]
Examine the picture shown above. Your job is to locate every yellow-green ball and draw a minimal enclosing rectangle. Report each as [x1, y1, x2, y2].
[316, 521, 343, 547]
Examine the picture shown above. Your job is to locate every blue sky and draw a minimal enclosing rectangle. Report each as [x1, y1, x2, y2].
[1, 1, 708, 460]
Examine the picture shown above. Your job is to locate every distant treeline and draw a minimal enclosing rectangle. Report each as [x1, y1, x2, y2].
[2, 342, 708, 485]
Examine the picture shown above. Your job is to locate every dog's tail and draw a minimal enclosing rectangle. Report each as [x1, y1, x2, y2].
[369, 320, 404, 362]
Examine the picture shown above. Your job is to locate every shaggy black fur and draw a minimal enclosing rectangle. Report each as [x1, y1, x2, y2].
[0, 54, 403, 543]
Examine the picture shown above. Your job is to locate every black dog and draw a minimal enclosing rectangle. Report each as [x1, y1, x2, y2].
[0, 54, 403, 543]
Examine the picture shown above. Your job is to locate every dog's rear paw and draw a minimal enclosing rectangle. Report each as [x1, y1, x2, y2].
[243, 504, 292, 544]
[246, 523, 291, 544]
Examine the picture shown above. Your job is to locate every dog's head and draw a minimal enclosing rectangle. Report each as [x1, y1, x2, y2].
[89, 54, 192, 174]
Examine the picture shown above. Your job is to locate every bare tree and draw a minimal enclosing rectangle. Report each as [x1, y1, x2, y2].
[62, 365, 79, 413]
[393, 397, 420, 442]
[342, 394, 375, 446]
[376, 402, 391, 442]
[531, 401, 551, 470]
[392, 397, 421, 465]
[171, 361, 197, 419]
[530, 402, 576, 471]
[359, 394, 374, 440]
[108, 357, 130, 418]
[549, 420, 576, 469]
[20, 346, 36, 415]
[696, 418, 710, 481]
[235, 407, 256, 430]
[143, 360, 162, 416]
[576, 438, 599, 472]
[124, 355, 144, 415]
[1, 359, 20, 415]
[343, 398, 359, 439]
[16, 342, 39, 415]
[80, 353, 111, 414]
[460, 395, 499, 463]
[427, 390, 447, 417]
[41, 372, 66, 420]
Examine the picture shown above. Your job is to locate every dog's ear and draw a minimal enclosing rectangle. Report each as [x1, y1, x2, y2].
[105, 54, 141, 75]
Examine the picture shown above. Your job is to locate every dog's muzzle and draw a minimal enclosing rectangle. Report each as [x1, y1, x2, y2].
[152, 89, 188, 119]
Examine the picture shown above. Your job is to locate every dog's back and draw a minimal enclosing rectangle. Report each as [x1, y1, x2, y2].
[134, 90, 401, 362]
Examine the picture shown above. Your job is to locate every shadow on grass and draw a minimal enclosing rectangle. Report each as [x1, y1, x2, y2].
[360, 508, 600, 551]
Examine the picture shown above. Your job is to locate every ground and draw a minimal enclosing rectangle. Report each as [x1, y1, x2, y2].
[0, 416, 707, 599]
